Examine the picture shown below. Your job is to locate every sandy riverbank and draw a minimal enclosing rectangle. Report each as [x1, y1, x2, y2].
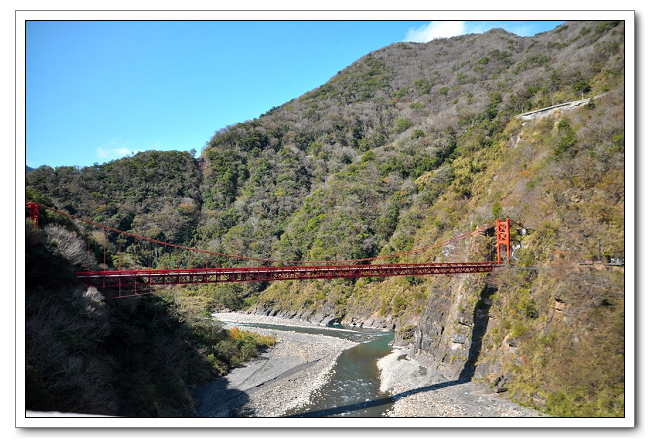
[193, 312, 357, 417]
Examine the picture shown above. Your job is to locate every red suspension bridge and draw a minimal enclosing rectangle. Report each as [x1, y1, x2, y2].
[26, 202, 524, 292]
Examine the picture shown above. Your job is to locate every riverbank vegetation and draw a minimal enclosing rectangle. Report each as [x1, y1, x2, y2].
[25, 222, 275, 416]
[26, 21, 626, 417]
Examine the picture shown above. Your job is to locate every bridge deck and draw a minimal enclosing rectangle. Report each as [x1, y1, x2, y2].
[77, 262, 500, 287]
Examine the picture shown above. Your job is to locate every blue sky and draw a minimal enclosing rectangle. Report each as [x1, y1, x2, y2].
[25, 20, 565, 169]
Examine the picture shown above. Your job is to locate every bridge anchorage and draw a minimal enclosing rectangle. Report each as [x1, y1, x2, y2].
[26, 202, 524, 292]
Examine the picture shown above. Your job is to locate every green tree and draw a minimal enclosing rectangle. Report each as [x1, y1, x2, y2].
[492, 201, 503, 219]
[394, 118, 412, 134]
[555, 120, 577, 158]
[573, 80, 591, 95]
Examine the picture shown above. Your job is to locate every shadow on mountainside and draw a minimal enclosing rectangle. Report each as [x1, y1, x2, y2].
[287, 380, 464, 417]
[193, 376, 253, 417]
[458, 285, 495, 381]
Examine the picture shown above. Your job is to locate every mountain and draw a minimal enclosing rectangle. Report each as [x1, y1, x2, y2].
[25, 20, 626, 417]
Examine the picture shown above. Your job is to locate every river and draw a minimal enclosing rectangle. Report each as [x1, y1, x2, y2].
[207, 313, 546, 419]
[285, 330, 395, 417]
[216, 318, 395, 417]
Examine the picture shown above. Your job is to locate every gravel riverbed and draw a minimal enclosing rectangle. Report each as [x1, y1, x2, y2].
[194, 312, 545, 419]
[377, 348, 546, 418]
[193, 312, 357, 417]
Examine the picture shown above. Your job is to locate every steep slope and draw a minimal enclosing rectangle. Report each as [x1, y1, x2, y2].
[25, 218, 277, 417]
[26, 20, 626, 416]
[232, 21, 626, 416]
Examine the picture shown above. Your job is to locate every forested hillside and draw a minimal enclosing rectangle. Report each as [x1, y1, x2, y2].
[26, 20, 626, 417]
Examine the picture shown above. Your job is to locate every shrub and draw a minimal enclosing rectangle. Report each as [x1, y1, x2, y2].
[411, 129, 425, 139]
[573, 80, 591, 94]
[394, 118, 413, 134]
[518, 298, 538, 319]
[492, 201, 503, 219]
[361, 150, 375, 163]
[554, 120, 577, 158]
[397, 324, 417, 342]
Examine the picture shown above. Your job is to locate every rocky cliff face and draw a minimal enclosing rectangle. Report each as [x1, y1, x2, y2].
[408, 275, 481, 380]
[404, 271, 524, 386]
[249, 291, 395, 329]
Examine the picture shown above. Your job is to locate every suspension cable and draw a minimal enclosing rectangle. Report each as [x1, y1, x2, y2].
[31, 202, 499, 266]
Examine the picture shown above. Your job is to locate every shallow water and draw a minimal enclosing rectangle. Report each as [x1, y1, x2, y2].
[228, 321, 395, 417]
[285, 332, 395, 417]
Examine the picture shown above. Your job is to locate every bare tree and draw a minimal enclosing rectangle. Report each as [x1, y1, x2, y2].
[44, 224, 98, 270]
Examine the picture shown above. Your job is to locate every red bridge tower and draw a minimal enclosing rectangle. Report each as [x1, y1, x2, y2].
[496, 218, 510, 264]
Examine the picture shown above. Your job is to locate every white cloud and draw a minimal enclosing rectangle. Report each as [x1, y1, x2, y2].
[113, 147, 133, 157]
[501, 23, 541, 37]
[404, 21, 564, 42]
[96, 146, 139, 159]
[404, 21, 467, 43]
[462, 21, 534, 37]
